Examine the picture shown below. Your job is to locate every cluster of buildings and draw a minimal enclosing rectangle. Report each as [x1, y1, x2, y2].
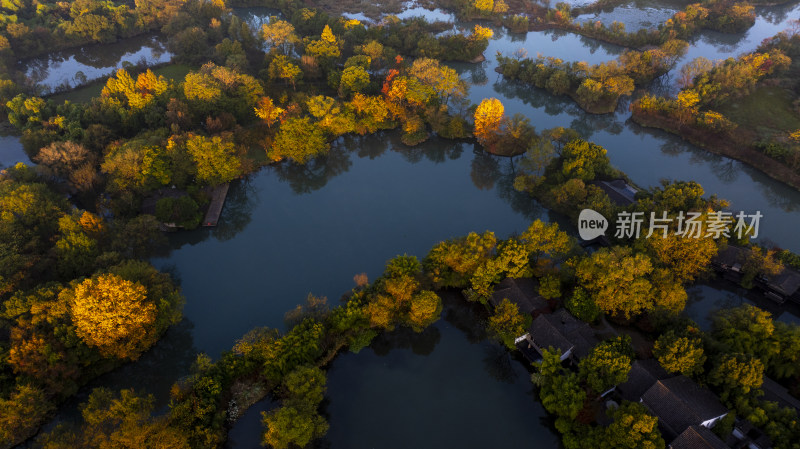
[712, 245, 800, 305]
[485, 276, 799, 449]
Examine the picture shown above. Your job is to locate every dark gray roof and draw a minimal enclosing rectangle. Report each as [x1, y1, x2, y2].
[528, 309, 598, 359]
[618, 359, 671, 402]
[712, 245, 747, 269]
[529, 314, 574, 355]
[670, 426, 728, 449]
[762, 376, 800, 411]
[735, 420, 772, 449]
[642, 376, 728, 439]
[767, 269, 800, 297]
[593, 179, 638, 206]
[490, 277, 548, 314]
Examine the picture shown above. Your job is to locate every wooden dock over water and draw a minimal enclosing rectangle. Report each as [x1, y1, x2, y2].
[203, 182, 230, 227]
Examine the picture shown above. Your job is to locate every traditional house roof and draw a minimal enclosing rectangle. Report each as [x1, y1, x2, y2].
[669, 425, 728, 449]
[712, 245, 747, 271]
[734, 420, 772, 449]
[765, 268, 800, 298]
[641, 376, 728, 439]
[528, 309, 598, 360]
[490, 277, 548, 315]
[762, 376, 800, 411]
[593, 179, 638, 206]
[617, 359, 671, 402]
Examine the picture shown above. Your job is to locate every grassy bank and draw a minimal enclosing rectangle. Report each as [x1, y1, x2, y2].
[47, 64, 194, 104]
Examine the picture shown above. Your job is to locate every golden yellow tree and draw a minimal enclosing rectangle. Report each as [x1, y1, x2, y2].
[645, 231, 718, 283]
[305, 25, 340, 59]
[675, 89, 700, 124]
[473, 98, 505, 148]
[254, 96, 285, 128]
[471, 24, 494, 40]
[366, 294, 396, 330]
[260, 18, 298, 54]
[68, 274, 157, 360]
[406, 290, 442, 332]
[474, 0, 493, 13]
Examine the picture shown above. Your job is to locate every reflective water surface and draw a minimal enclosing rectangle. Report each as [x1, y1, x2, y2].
[7, 3, 800, 445]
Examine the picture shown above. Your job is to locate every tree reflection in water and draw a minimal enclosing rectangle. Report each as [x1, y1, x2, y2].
[470, 146, 502, 190]
[273, 142, 353, 194]
[483, 344, 520, 384]
[370, 325, 442, 357]
[440, 290, 489, 344]
[213, 176, 259, 241]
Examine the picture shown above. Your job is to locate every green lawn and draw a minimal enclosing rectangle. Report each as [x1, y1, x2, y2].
[49, 82, 104, 104]
[152, 63, 193, 82]
[717, 85, 800, 140]
[48, 64, 195, 104]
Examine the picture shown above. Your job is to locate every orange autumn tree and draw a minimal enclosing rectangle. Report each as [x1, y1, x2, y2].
[67, 273, 157, 360]
[473, 97, 505, 148]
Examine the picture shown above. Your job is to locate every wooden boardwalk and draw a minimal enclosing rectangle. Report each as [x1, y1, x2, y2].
[202, 182, 230, 227]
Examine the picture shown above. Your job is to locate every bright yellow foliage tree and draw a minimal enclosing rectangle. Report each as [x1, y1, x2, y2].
[68, 274, 157, 360]
[260, 18, 298, 54]
[102, 69, 168, 110]
[471, 24, 494, 40]
[645, 231, 718, 282]
[474, 0, 493, 13]
[305, 25, 340, 59]
[254, 96, 285, 128]
[474, 97, 505, 147]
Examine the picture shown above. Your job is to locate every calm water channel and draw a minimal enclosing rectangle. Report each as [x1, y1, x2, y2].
[4, 3, 800, 447]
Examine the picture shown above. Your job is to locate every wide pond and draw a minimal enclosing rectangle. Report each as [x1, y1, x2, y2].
[6, 3, 800, 446]
[226, 292, 560, 449]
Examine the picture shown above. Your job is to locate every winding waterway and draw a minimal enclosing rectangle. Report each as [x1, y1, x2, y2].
[5, 3, 800, 447]
[22, 34, 171, 94]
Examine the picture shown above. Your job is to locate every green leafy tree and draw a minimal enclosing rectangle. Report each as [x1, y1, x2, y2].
[261, 406, 328, 449]
[155, 196, 202, 229]
[282, 365, 326, 408]
[566, 287, 601, 323]
[36, 388, 189, 449]
[770, 322, 800, 379]
[534, 349, 586, 420]
[653, 329, 706, 376]
[305, 25, 340, 59]
[539, 274, 561, 299]
[184, 133, 242, 185]
[709, 353, 764, 400]
[579, 338, 633, 394]
[0, 384, 54, 448]
[338, 65, 370, 97]
[487, 298, 531, 349]
[271, 117, 329, 164]
[602, 402, 665, 449]
[268, 55, 303, 90]
[712, 305, 779, 367]
[559, 139, 611, 181]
